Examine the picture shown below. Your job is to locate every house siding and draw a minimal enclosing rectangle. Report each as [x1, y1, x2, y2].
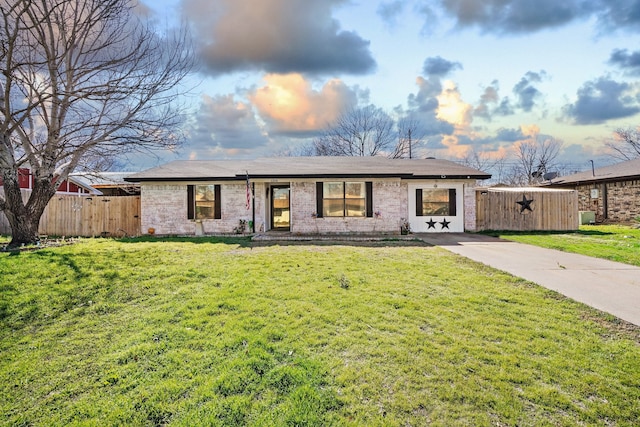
[575, 180, 640, 222]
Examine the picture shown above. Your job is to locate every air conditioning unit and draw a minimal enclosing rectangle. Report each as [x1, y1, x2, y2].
[579, 211, 596, 225]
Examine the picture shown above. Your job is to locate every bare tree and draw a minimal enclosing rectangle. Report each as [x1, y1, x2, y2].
[511, 136, 563, 185]
[271, 143, 316, 157]
[312, 105, 396, 157]
[606, 127, 640, 160]
[1, 0, 195, 248]
[457, 147, 507, 184]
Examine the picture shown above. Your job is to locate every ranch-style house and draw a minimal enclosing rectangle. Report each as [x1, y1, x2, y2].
[125, 157, 491, 235]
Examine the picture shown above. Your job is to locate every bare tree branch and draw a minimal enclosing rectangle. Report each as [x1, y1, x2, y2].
[511, 136, 563, 185]
[606, 127, 640, 161]
[311, 105, 401, 158]
[0, 0, 195, 248]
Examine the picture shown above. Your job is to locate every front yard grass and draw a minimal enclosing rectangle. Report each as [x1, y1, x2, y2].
[486, 224, 640, 267]
[1, 237, 639, 426]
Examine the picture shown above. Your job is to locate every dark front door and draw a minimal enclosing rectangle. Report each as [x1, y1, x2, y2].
[271, 185, 290, 230]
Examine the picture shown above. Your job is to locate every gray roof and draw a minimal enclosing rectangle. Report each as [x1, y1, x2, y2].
[548, 158, 640, 186]
[70, 172, 140, 188]
[125, 157, 491, 182]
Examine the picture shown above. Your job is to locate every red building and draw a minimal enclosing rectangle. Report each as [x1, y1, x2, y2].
[1, 168, 98, 195]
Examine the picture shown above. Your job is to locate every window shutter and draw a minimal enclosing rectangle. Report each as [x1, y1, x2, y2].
[448, 188, 457, 216]
[316, 182, 323, 218]
[214, 184, 222, 219]
[366, 182, 373, 217]
[187, 185, 195, 219]
[415, 189, 423, 216]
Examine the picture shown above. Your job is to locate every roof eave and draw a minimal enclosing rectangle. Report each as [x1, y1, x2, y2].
[127, 173, 491, 182]
[550, 174, 640, 186]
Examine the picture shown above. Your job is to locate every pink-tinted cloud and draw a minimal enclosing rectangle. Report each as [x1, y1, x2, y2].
[249, 73, 359, 135]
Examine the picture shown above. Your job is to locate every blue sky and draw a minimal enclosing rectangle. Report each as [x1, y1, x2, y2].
[134, 0, 640, 173]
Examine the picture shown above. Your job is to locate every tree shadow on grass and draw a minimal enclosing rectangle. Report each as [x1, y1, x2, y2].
[118, 235, 255, 247]
[117, 235, 429, 248]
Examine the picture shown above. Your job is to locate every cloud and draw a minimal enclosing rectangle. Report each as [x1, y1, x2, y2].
[422, 56, 463, 77]
[188, 94, 268, 155]
[598, 0, 640, 31]
[513, 71, 546, 112]
[377, 1, 406, 27]
[495, 127, 527, 142]
[182, 0, 376, 76]
[408, 76, 442, 112]
[474, 80, 514, 120]
[562, 77, 640, 124]
[435, 81, 478, 156]
[403, 76, 455, 137]
[421, 0, 640, 35]
[249, 74, 360, 136]
[437, 81, 473, 128]
[433, 0, 597, 34]
[609, 49, 640, 75]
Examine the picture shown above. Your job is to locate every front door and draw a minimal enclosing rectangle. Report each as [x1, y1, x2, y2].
[271, 185, 290, 230]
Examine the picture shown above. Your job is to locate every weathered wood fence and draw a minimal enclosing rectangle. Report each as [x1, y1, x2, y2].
[475, 187, 579, 231]
[0, 191, 140, 237]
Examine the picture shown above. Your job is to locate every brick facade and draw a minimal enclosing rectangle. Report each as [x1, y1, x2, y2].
[290, 180, 407, 234]
[575, 180, 640, 222]
[140, 178, 475, 235]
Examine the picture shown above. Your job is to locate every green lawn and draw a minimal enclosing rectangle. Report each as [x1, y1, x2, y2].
[486, 224, 640, 267]
[1, 237, 639, 426]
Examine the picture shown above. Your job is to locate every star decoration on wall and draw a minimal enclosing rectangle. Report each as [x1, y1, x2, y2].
[426, 218, 437, 229]
[516, 194, 534, 213]
[439, 218, 450, 229]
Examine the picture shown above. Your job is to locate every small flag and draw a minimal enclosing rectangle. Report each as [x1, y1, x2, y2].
[245, 172, 251, 210]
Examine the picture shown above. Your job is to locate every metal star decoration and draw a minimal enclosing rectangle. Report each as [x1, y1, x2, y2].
[439, 218, 450, 229]
[516, 194, 534, 213]
[426, 218, 437, 229]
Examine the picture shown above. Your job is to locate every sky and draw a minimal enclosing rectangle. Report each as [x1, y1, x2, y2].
[132, 0, 640, 174]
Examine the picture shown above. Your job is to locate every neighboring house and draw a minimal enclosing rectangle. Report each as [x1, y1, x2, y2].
[546, 158, 640, 222]
[70, 172, 141, 196]
[0, 167, 101, 195]
[125, 157, 491, 235]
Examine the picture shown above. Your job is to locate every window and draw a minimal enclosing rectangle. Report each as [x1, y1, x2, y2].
[316, 182, 372, 218]
[187, 184, 221, 219]
[416, 188, 456, 216]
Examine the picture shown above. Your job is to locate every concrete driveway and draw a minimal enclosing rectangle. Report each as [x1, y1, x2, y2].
[418, 233, 640, 326]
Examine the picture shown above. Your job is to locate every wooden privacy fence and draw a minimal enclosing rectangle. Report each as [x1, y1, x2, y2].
[0, 193, 141, 237]
[475, 187, 579, 231]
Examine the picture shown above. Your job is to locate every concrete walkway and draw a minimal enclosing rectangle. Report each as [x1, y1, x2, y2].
[418, 233, 640, 326]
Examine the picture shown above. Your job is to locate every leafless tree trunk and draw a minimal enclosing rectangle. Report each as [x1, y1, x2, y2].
[606, 127, 640, 160]
[0, 0, 195, 248]
[312, 105, 396, 157]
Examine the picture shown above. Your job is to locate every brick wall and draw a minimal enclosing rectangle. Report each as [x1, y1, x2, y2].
[141, 183, 266, 235]
[141, 184, 192, 235]
[141, 178, 474, 235]
[464, 185, 477, 231]
[290, 180, 405, 234]
[575, 179, 640, 222]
